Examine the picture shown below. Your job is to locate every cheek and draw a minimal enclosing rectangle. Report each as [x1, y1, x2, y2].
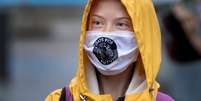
[129, 22, 134, 32]
[127, 24, 134, 32]
[87, 20, 93, 31]
[88, 25, 100, 31]
[88, 20, 96, 31]
[129, 26, 134, 32]
[88, 23, 104, 31]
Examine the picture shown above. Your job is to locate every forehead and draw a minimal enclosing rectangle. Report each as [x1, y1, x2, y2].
[90, 0, 129, 17]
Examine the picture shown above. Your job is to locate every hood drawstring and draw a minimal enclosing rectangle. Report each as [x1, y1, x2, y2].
[150, 81, 160, 101]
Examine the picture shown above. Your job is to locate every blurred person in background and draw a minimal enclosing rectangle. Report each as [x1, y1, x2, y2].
[163, 3, 201, 62]
[45, 0, 174, 101]
[193, 0, 201, 21]
[0, 12, 9, 82]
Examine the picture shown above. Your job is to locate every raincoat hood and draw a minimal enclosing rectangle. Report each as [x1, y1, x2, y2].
[69, 0, 162, 100]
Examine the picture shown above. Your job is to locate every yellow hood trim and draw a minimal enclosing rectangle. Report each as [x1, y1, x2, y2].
[69, 0, 162, 100]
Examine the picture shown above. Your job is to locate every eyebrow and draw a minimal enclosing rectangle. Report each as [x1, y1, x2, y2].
[91, 14, 131, 21]
[90, 14, 105, 19]
[116, 17, 131, 21]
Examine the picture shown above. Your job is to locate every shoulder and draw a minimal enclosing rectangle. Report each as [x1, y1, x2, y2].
[45, 89, 62, 101]
[157, 91, 175, 101]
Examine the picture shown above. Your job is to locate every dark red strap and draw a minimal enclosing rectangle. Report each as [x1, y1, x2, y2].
[65, 86, 73, 101]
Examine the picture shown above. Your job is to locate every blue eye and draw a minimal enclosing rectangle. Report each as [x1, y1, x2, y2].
[117, 23, 127, 26]
[93, 21, 101, 25]
[116, 22, 129, 30]
[91, 20, 104, 28]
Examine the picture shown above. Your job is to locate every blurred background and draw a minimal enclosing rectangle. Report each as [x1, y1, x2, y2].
[0, 0, 201, 101]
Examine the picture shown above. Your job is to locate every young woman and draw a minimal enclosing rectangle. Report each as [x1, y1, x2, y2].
[45, 0, 174, 101]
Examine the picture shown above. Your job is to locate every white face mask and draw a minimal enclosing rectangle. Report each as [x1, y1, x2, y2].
[84, 31, 139, 75]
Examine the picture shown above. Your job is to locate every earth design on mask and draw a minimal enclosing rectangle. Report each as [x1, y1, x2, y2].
[93, 37, 118, 65]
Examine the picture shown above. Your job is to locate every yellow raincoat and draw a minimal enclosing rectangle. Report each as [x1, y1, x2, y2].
[45, 0, 161, 100]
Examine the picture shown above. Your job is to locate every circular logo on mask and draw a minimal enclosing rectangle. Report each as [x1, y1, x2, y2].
[93, 37, 118, 65]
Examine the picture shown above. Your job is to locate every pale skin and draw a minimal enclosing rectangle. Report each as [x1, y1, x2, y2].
[87, 0, 136, 100]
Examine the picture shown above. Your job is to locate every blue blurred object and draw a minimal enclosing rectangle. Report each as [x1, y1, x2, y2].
[0, 0, 181, 7]
[0, 12, 9, 81]
[0, 0, 87, 6]
[0, 0, 20, 6]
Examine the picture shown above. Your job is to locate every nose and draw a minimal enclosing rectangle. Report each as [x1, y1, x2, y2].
[103, 23, 113, 32]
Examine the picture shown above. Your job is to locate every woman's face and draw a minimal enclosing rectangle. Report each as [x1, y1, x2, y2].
[88, 0, 133, 32]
